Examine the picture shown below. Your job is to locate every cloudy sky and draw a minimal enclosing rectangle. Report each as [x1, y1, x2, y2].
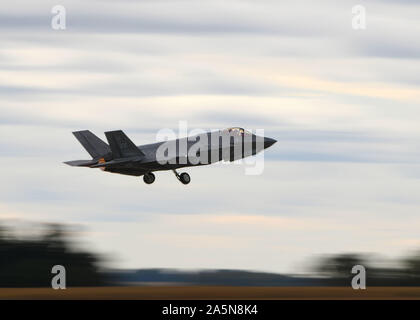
[1, 0, 420, 273]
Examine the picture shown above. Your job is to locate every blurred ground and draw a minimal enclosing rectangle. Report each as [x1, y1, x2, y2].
[1, 286, 420, 300]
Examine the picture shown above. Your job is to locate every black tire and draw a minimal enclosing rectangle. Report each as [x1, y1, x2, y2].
[179, 172, 191, 185]
[143, 173, 155, 184]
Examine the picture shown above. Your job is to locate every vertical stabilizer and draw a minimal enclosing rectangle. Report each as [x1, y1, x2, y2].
[73, 130, 111, 159]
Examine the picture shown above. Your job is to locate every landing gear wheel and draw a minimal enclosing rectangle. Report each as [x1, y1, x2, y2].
[143, 172, 155, 184]
[179, 172, 191, 185]
[172, 170, 191, 185]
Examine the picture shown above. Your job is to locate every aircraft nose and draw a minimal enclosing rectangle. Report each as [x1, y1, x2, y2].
[264, 137, 277, 149]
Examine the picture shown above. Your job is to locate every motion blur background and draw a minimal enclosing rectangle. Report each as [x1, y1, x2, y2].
[1, 0, 420, 286]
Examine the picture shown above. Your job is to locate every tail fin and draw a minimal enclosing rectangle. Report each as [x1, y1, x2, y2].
[73, 130, 111, 159]
[104, 130, 145, 159]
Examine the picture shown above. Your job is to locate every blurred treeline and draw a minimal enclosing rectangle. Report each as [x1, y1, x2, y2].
[0, 223, 108, 287]
[314, 253, 420, 286]
[108, 252, 420, 287]
[2, 222, 420, 287]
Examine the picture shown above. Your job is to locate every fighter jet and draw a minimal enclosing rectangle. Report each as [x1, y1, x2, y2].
[65, 128, 276, 184]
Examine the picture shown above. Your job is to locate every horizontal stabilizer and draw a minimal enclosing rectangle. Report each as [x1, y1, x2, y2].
[105, 130, 145, 159]
[64, 159, 98, 167]
[73, 130, 111, 159]
[90, 157, 143, 168]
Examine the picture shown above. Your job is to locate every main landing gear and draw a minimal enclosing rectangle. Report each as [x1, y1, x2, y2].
[143, 172, 155, 184]
[172, 170, 191, 185]
[143, 171, 191, 185]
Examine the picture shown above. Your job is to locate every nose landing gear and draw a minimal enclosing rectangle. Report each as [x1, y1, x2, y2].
[173, 170, 191, 185]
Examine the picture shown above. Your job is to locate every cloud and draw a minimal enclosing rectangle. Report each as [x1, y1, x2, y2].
[1, 0, 420, 273]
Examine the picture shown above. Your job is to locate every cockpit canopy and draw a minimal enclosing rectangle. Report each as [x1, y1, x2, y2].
[228, 127, 245, 134]
[224, 127, 251, 135]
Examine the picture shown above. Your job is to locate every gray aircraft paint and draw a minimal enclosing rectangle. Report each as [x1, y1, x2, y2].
[65, 128, 276, 182]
